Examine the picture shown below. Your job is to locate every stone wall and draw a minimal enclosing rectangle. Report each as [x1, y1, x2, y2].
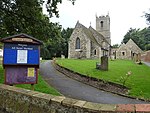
[0, 84, 150, 113]
[141, 50, 150, 62]
[0, 84, 115, 113]
[116, 39, 143, 60]
[90, 42, 100, 59]
[96, 15, 110, 40]
[68, 18, 111, 59]
[68, 25, 90, 59]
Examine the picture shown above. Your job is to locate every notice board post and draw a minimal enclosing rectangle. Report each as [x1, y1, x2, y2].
[0, 33, 43, 86]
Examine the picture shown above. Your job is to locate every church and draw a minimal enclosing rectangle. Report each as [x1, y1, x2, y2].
[68, 15, 111, 59]
[111, 39, 143, 60]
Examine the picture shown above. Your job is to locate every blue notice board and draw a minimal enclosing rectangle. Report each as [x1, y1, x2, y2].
[3, 43, 39, 65]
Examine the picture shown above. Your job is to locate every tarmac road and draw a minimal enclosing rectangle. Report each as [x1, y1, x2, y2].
[39, 60, 149, 104]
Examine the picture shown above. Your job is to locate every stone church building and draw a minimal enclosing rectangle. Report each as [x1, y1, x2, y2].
[68, 15, 111, 59]
[111, 39, 143, 60]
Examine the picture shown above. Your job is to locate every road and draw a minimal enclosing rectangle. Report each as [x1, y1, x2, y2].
[40, 60, 149, 104]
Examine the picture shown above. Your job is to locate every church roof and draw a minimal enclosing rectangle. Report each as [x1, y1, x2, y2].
[89, 26, 110, 46]
[125, 39, 142, 53]
[75, 22, 101, 47]
[117, 43, 126, 51]
[74, 22, 110, 47]
[117, 39, 143, 54]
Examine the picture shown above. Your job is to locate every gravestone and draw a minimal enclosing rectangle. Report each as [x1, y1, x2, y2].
[100, 56, 108, 71]
[61, 55, 65, 59]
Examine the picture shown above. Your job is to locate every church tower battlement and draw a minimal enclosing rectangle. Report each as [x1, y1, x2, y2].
[96, 15, 111, 44]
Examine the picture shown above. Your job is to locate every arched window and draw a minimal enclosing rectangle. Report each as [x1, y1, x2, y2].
[94, 49, 97, 55]
[100, 21, 103, 27]
[76, 37, 80, 49]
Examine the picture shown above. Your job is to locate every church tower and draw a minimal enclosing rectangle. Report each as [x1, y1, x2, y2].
[96, 15, 111, 44]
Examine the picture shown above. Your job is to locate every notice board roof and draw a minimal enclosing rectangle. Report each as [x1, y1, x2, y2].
[0, 33, 43, 45]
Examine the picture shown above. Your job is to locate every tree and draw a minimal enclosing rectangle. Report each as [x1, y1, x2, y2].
[145, 9, 150, 25]
[46, 0, 76, 17]
[40, 22, 63, 59]
[145, 44, 150, 50]
[60, 28, 73, 57]
[0, 0, 76, 59]
[122, 10, 150, 51]
[122, 27, 150, 50]
[0, 0, 45, 38]
[112, 44, 119, 48]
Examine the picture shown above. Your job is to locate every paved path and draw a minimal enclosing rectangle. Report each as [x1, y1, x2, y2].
[40, 60, 149, 104]
[142, 61, 150, 67]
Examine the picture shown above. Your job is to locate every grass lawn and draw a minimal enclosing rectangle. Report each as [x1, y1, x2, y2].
[57, 59, 150, 100]
[0, 65, 60, 96]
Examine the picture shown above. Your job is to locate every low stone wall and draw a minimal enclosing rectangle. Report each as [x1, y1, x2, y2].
[53, 62, 128, 96]
[0, 84, 150, 113]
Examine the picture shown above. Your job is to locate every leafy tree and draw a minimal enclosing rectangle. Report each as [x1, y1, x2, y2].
[145, 9, 150, 25]
[60, 28, 73, 57]
[0, 0, 47, 39]
[40, 22, 62, 59]
[0, 0, 76, 59]
[122, 10, 150, 51]
[112, 44, 119, 48]
[122, 27, 150, 50]
[46, 0, 76, 17]
[145, 44, 150, 50]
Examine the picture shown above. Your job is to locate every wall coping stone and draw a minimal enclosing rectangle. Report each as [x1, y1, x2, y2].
[62, 98, 78, 107]
[116, 104, 135, 112]
[135, 104, 150, 112]
[0, 83, 150, 112]
[73, 100, 87, 108]
[51, 96, 66, 103]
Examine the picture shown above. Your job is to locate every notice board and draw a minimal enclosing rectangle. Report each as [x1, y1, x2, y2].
[3, 43, 39, 65]
[5, 66, 37, 84]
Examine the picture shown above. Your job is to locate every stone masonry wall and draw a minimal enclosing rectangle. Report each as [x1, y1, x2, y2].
[68, 27, 89, 59]
[0, 84, 150, 112]
[116, 39, 143, 60]
[0, 84, 116, 113]
[141, 50, 150, 62]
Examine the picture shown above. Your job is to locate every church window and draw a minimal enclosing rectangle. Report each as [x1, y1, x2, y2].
[94, 49, 97, 55]
[122, 52, 125, 56]
[100, 21, 104, 27]
[133, 53, 135, 56]
[76, 37, 80, 49]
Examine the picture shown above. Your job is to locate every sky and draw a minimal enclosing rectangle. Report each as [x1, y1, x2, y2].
[44, 0, 150, 45]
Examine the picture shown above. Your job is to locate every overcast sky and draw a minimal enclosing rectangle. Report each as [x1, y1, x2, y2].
[44, 0, 150, 45]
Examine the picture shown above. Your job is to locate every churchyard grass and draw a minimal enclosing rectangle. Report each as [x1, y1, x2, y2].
[57, 59, 150, 100]
[0, 65, 60, 96]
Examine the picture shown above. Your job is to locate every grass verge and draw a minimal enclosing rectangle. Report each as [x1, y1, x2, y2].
[57, 59, 150, 100]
